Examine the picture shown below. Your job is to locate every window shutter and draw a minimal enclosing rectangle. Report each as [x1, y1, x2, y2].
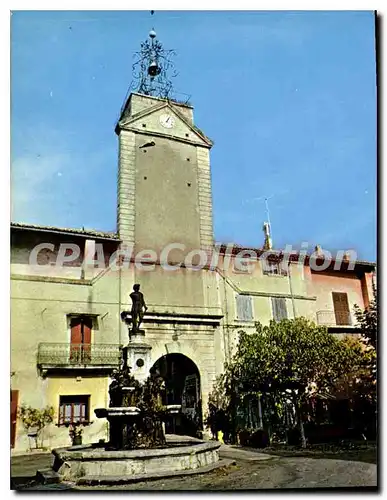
[332, 292, 350, 325]
[236, 295, 253, 321]
[272, 297, 288, 321]
[278, 298, 288, 320]
[271, 297, 279, 320]
[11, 390, 19, 448]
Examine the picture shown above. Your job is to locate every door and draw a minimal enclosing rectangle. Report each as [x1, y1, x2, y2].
[81, 317, 92, 362]
[70, 318, 82, 362]
[182, 374, 200, 430]
[332, 292, 350, 325]
[70, 316, 92, 363]
[11, 390, 19, 448]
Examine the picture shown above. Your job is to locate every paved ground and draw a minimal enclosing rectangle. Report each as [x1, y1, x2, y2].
[11, 444, 378, 491]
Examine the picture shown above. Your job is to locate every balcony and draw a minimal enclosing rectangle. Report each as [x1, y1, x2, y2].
[37, 343, 121, 373]
[316, 310, 354, 327]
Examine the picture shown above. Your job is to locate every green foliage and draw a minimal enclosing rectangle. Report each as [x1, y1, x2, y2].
[208, 374, 229, 411]
[69, 423, 83, 439]
[109, 366, 168, 449]
[354, 282, 377, 350]
[231, 318, 357, 401]
[18, 405, 54, 433]
[18, 405, 55, 449]
[341, 335, 376, 408]
[212, 317, 363, 447]
[351, 282, 377, 432]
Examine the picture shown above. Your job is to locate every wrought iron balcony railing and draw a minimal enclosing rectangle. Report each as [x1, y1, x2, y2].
[316, 310, 353, 327]
[37, 343, 121, 369]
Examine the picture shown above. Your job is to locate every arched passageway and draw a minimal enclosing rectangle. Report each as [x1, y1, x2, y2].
[150, 353, 202, 438]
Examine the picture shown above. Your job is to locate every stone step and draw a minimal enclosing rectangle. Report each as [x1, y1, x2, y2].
[77, 458, 236, 486]
[35, 469, 61, 484]
[21, 482, 74, 491]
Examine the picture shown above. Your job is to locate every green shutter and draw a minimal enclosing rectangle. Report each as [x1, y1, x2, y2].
[236, 295, 253, 321]
[272, 297, 287, 321]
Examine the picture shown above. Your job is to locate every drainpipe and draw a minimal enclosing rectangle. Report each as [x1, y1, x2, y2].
[119, 263, 123, 345]
[288, 262, 297, 318]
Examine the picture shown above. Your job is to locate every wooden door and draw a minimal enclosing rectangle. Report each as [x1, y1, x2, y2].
[70, 317, 92, 363]
[70, 318, 82, 362]
[11, 390, 19, 448]
[332, 292, 350, 325]
[81, 317, 92, 362]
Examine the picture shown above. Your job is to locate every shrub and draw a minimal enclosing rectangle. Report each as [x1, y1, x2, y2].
[18, 405, 54, 449]
[249, 429, 269, 448]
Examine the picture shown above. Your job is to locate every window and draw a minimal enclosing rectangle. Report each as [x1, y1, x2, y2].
[59, 395, 90, 426]
[236, 295, 253, 321]
[332, 292, 351, 325]
[272, 297, 288, 321]
[263, 261, 287, 276]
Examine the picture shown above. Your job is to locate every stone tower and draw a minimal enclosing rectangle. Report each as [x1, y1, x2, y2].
[114, 29, 223, 415]
[114, 92, 223, 409]
[116, 93, 214, 256]
[115, 93, 218, 314]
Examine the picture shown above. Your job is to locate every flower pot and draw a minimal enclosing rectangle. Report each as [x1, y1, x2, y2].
[72, 436, 82, 446]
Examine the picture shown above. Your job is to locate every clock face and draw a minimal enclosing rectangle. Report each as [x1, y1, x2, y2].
[159, 114, 175, 129]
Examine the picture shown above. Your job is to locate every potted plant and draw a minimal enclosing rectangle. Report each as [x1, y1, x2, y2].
[69, 423, 83, 446]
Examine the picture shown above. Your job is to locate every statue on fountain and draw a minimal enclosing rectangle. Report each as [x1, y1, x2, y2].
[130, 284, 148, 332]
[121, 284, 148, 338]
[97, 286, 182, 450]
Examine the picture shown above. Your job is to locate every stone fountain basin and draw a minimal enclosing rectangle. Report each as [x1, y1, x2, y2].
[52, 436, 221, 481]
[94, 405, 181, 419]
[94, 407, 140, 418]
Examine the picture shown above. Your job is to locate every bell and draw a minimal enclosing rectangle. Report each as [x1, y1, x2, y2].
[148, 61, 160, 77]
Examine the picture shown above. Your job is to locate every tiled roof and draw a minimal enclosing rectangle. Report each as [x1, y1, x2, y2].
[11, 222, 120, 241]
[216, 243, 376, 269]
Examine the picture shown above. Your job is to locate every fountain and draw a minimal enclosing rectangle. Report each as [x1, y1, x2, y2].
[45, 286, 223, 486]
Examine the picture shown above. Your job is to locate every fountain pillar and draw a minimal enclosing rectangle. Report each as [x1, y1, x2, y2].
[120, 314, 152, 384]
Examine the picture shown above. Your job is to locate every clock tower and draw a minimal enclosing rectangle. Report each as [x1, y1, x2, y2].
[114, 26, 223, 423]
[116, 93, 214, 258]
[114, 27, 219, 315]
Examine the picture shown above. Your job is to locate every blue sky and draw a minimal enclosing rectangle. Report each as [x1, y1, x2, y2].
[11, 10, 376, 260]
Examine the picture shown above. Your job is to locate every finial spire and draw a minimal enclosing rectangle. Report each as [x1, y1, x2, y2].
[129, 14, 177, 99]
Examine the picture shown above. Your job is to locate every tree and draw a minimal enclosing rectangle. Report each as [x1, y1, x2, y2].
[354, 282, 377, 350]
[340, 332, 376, 438]
[223, 318, 358, 448]
[18, 405, 55, 449]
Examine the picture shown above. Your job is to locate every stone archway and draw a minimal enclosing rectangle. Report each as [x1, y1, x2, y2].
[150, 353, 202, 438]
